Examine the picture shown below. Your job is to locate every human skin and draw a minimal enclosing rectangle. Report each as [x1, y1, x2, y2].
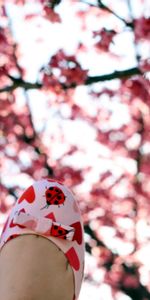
[0, 234, 74, 300]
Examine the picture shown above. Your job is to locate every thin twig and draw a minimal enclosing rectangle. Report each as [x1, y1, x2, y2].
[23, 90, 54, 176]
[126, 0, 141, 63]
[80, 0, 133, 28]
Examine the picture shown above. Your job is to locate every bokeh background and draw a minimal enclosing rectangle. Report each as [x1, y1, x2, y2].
[0, 0, 150, 299]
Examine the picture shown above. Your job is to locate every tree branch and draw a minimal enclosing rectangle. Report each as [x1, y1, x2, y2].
[0, 76, 42, 93]
[84, 223, 106, 249]
[0, 67, 142, 93]
[85, 67, 142, 85]
[49, 0, 62, 9]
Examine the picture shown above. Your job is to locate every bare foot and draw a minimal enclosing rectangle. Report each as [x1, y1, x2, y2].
[0, 234, 74, 300]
